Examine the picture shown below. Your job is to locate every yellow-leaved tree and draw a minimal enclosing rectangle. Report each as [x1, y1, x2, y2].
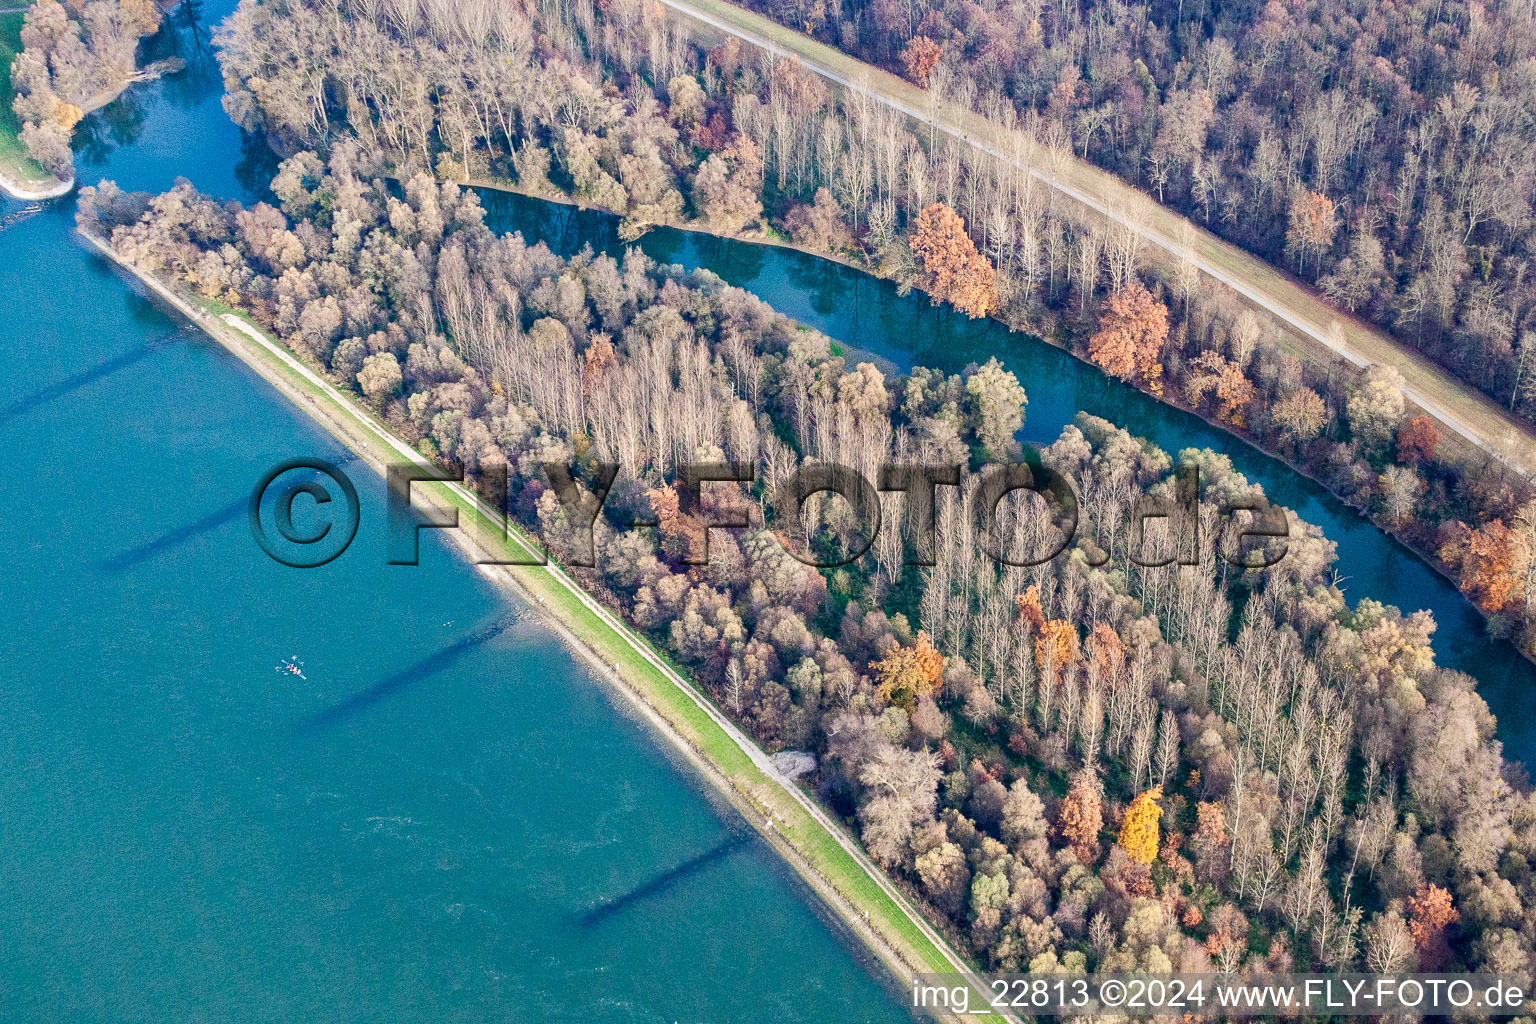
[1118, 787, 1163, 864]
[873, 630, 945, 710]
[1034, 620, 1081, 677]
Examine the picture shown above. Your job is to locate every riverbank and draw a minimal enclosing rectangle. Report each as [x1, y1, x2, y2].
[78, 225, 1005, 1024]
[659, 0, 1536, 483]
[0, 11, 73, 199]
[465, 173, 874, 275]
[0, 9, 183, 199]
[0, 161, 71, 199]
[465, 173, 1536, 671]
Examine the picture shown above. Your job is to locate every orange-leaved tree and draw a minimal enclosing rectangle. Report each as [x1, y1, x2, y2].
[1057, 769, 1103, 863]
[1286, 189, 1338, 274]
[1408, 883, 1458, 967]
[1194, 800, 1229, 851]
[1118, 786, 1163, 863]
[1014, 585, 1046, 632]
[912, 630, 944, 687]
[909, 203, 996, 318]
[873, 631, 945, 710]
[1088, 281, 1169, 393]
[1184, 350, 1256, 425]
[1085, 621, 1126, 679]
[645, 482, 705, 562]
[1442, 519, 1522, 614]
[581, 335, 617, 394]
[1396, 415, 1440, 464]
[899, 36, 943, 87]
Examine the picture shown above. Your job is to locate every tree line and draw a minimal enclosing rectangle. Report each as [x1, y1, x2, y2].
[76, 144, 1536, 979]
[210, 0, 1536, 656]
[746, 0, 1536, 436]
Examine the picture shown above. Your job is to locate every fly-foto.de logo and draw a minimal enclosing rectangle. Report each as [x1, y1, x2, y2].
[248, 456, 1291, 572]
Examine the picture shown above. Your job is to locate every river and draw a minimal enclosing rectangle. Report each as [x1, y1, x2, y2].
[3, 1, 1532, 1015]
[478, 191, 1536, 767]
[0, 6, 913, 1022]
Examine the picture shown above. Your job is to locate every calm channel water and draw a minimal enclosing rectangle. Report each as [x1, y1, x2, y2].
[0, 6, 912, 1021]
[3, 3, 1533, 1015]
[478, 193, 1536, 765]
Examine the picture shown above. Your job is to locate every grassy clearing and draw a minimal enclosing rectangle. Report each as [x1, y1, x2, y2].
[0, 15, 35, 168]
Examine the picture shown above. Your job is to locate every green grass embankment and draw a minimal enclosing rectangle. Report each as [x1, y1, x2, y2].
[81, 228, 1006, 1023]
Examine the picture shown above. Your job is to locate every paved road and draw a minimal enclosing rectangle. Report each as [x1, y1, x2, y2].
[657, 0, 1536, 481]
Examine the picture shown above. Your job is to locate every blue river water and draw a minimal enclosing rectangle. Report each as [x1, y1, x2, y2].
[3, 3, 1532, 1016]
[0, 6, 912, 1021]
[478, 191, 1536, 766]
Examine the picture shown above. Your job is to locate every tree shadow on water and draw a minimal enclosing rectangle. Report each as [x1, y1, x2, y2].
[578, 831, 750, 927]
[99, 451, 358, 572]
[293, 614, 518, 735]
[0, 332, 182, 429]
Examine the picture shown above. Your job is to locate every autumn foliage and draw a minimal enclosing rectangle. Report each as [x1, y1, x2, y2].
[1286, 190, 1338, 273]
[912, 630, 944, 686]
[581, 335, 617, 394]
[909, 203, 996, 318]
[1087, 282, 1169, 393]
[1408, 883, 1458, 967]
[1184, 350, 1256, 426]
[873, 630, 945, 710]
[1118, 787, 1163, 863]
[1085, 622, 1125, 679]
[1034, 620, 1082, 676]
[1203, 904, 1249, 970]
[54, 100, 84, 130]
[1396, 415, 1439, 464]
[645, 482, 705, 562]
[1014, 586, 1045, 631]
[1442, 520, 1522, 614]
[899, 35, 943, 87]
[1057, 770, 1103, 863]
[1194, 801, 1229, 851]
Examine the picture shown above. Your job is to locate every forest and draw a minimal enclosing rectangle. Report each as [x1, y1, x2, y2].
[210, 0, 1536, 657]
[77, 142, 1536, 980]
[744, 0, 1536, 438]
